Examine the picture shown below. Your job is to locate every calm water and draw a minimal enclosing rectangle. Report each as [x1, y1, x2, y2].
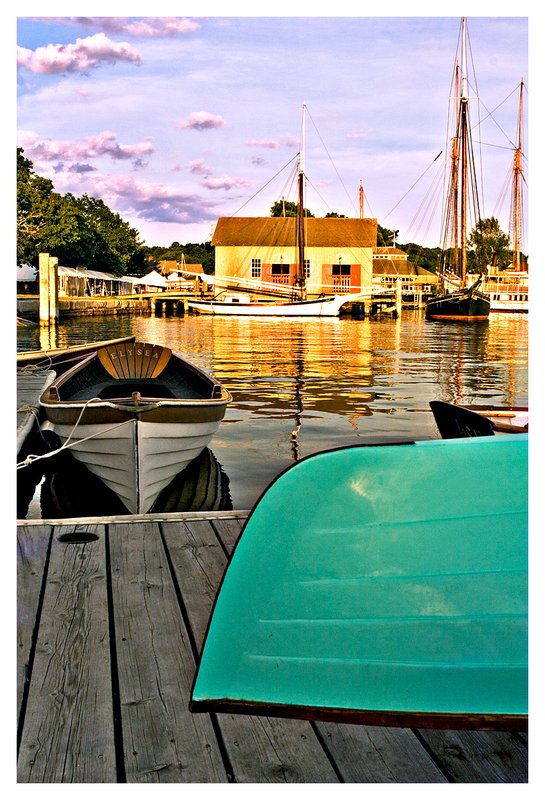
[18, 310, 528, 514]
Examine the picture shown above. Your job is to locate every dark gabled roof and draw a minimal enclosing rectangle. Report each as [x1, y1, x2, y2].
[374, 247, 408, 256]
[373, 259, 436, 277]
[212, 217, 377, 248]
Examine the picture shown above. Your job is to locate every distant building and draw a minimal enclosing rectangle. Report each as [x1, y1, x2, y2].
[16, 263, 137, 296]
[372, 247, 438, 293]
[211, 216, 378, 296]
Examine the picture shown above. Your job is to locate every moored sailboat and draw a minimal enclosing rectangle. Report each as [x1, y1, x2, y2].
[188, 104, 366, 318]
[426, 19, 490, 321]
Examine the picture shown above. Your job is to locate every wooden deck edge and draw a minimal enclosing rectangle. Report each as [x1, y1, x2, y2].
[17, 509, 251, 527]
[16, 370, 55, 456]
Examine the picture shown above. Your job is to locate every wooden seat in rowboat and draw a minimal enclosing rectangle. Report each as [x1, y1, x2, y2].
[97, 342, 172, 380]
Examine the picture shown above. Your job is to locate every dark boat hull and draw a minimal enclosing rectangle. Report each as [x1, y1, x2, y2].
[426, 288, 490, 320]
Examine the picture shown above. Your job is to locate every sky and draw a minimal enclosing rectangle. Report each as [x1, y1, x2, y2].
[13, 3, 535, 251]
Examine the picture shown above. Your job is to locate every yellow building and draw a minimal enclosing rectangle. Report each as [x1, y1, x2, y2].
[211, 216, 377, 297]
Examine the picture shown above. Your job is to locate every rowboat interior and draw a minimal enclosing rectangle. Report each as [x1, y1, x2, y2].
[46, 342, 224, 405]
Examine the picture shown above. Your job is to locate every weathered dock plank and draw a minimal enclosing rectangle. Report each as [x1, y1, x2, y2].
[17, 524, 116, 783]
[315, 723, 448, 783]
[17, 524, 52, 717]
[109, 521, 227, 783]
[415, 729, 528, 783]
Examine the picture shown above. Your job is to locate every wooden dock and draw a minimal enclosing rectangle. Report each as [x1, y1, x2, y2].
[17, 511, 528, 784]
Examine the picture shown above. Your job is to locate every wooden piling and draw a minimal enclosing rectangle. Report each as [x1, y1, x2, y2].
[38, 253, 59, 327]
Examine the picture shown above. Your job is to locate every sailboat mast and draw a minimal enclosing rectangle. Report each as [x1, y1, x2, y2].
[459, 17, 469, 286]
[511, 80, 524, 271]
[297, 103, 307, 299]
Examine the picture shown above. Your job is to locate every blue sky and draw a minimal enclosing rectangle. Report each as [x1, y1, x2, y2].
[14, 3, 533, 249]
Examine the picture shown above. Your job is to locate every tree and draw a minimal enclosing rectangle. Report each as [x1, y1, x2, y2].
[74, 195, 146, 275]
[467, 217, 510, 274]
[16, 148, 146, 274]
[325, 212, 346, 218]
[398, 242, 442, 274]
[377, 225, 399, 247]
[270, 199, 314, 218]
[17, 147, 55, 264]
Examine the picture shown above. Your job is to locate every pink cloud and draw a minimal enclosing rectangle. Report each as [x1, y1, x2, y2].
[246, 139, 281, 150]
[201, 176, 256, 191]
[17, 32, 141, 74]
[177, 112, 227, 131]
[47, 17, 200, 38]
[187, 159, 213, 175]
[19, 130, 154, 163]
[86, 174, 219, 224]
[246, 134, 299, 149]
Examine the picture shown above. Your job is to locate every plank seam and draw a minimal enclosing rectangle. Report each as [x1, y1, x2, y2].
[411, 728, 456, 782]
[105, 524, 127, 783]
[17, 525, 54, 756]
[157, 521, 236, 783]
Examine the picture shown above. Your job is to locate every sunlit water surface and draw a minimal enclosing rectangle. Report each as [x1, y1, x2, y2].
[18, 311, 528, 514]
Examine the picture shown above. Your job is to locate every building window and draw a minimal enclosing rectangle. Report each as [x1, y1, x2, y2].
[251, 258, 261, 278]
[304, 259, 310, 279]
[332, 263, 351, 290]
[271, 263, 290, 284]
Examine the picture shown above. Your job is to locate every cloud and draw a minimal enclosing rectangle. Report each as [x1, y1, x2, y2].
[90, 174, 220, 224]
[187, 160, 213, 175]
[20, 130, 154, 164]
[17, 33, 141, 75]
[46, 17, 200, 38]
[247, 135, 299, 149]
[346, 131, 370, 140]
[201, 176, 256, 191]
[177, 112, 227, 131]
[53, 162, 97, 174]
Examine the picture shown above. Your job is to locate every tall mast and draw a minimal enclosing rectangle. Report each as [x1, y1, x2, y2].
[459, 17, 469, 286]
[511, 80, 524, 271]
[297, 102, 307, 298]
[359, 181, 364, 219]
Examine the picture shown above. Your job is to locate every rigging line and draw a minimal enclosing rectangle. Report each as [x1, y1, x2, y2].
[381, 151, 444, 224]
[227, 153, 299, 218]
[403, 166, 444, 244]
[304, 105, 357, 214]
[475, 83, 523, 151]
[304, 175, 339, 215]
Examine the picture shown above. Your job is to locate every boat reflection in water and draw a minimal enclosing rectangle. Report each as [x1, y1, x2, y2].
[38, 444, 232, 519]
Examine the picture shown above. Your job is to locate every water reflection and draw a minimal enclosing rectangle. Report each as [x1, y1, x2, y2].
[20, 444, 231, 519]
[17, 311, 528, 514]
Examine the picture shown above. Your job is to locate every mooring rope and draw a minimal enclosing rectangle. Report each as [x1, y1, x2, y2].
[16, 395, 134, 470]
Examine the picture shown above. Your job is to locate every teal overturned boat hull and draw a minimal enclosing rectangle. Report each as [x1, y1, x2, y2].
[191, 435, 528, 730]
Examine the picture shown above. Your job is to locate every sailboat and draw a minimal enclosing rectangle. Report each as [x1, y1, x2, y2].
[426, 19, 490, 321]
[188, 105, 365, 317]
[484, 80, 528, 313]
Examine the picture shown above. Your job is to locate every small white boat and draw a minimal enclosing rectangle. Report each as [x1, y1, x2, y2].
[188, 293, 352, 317]
[39, 340, 231, 514]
